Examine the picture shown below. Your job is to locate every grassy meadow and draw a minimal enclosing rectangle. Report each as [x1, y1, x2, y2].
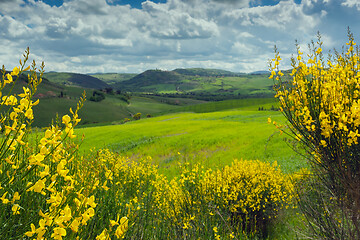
[77, 104, 306, 178]
[1, 59, 308, 240]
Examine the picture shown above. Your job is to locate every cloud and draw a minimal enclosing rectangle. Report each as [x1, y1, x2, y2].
[0, 0, 359, 74]
[211, 0, 250, 7]
[341, 0, 360, 10]
[141, 0, 219, 39]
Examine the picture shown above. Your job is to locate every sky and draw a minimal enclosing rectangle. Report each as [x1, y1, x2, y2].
[0, 0, 360, 74]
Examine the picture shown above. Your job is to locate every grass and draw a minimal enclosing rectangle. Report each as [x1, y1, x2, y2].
[126, 96, 182, 115]
[77, 109, 306, 178]
[158, 97, 278, 115]
[89, 73, 137, 84]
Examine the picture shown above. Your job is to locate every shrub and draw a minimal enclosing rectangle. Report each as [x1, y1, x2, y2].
[270, 30, 360, 239]
[133, 112, 141, 120]
[89, 90, 105, 102]
[0, 49, 126, 239]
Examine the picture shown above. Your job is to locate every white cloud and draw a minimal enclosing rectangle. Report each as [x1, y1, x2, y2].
[341, 0, 360, 10]
[0, 0, 359, 73]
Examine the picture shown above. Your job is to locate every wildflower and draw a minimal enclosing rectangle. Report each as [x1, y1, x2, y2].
[115, 217, 128, 239]
[62, 115, 71, 125]
[12, 192, 20, 203]
[29, 178, 46, 194]
[70, 218, 80, 232]
[86, 195, 97, 208]
[12, 204, 20, 215]
[81, 208, 95, 225]
[96, 229, 110, 240]
[1, 192, 9, 204]
[24, 224, 36, 237]
[51, 227, 67, 240]
[11, 66, 20, 76]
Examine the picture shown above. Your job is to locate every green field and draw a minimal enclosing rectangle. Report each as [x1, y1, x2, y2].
[89, 73, 137, 84]
[77, 108, 306, 177]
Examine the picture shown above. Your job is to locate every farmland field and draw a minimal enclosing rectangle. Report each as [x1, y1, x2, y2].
[77, 107, 306, 177]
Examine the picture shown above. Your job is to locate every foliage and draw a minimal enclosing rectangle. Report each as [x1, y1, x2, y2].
[270, 31, 360, 239]
[132, 112, 141, 120]
[82, 149, 296, 239]
[0, 48, 302, 239]
[43, 72, 109, 89]
[77, 110, 305, 178]
[0, 49, 127, 239]
[89, 90, 105, 102]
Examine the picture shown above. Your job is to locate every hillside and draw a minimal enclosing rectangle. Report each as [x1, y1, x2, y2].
[89, 73, 137, 85]
[113, 69, 185, 91]
[77, 108, 306, 178]
[112, 68, 274, 98]
[44, 72, 109, 89]
[8, 67, 278, 127]
[2, 73, 134, 127]
[173, 68, 243, 77]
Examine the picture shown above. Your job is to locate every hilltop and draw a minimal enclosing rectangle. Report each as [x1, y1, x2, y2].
[109, 68, 273, 98]
[44, 72, 110, 89]
[4, 67, 277, 127]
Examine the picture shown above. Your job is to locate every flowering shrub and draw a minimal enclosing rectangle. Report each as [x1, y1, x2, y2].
[270, 31, 360, 238]
[0, 49, 127, 239]
[0, 48, 297, 239]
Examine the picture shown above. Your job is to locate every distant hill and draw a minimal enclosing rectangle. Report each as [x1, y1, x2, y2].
[114, 69, 185, 91]
[89, 73, 137, 85]
[43, 72, 109, 90]
[250, 71, 270, 75]
[112, 68, 274, 98]
[173, 68, 243, 77]
[1, 72, 132, 127]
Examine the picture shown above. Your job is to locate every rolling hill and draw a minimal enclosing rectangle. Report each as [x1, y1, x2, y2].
[89, 73, 137, 85]
[109, 68, 273, 98]
[43, 72, 110, 89]
[172, 68, 243, 77]
[3, 67, 277, 127]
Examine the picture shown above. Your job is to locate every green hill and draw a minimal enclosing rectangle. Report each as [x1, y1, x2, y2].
[112, 68, 273, 98]
[173, 68, 243, 77]
[3, 68, 278, 127]
[89, 73, 137, 85]
[43, 72, 109, 89]
[2, 73, 133, 127]
[114, 69, 185, 91]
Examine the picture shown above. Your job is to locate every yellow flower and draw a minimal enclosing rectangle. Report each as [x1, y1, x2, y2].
[110, 219, 119, 227]
[96, 229, 110, 240]
[62, 115, 71, 125]
[12, 204, 20, 215]
[24, 223, 36, 237]
[12, 192, 20, 203]
[5, 73, 13, 84]
[30, 178, 46, 194]
[51, 227, 67, 240]
[115, 217, 128, 239]
[11, 66, 20, 76]
[81, 208, 95, 225]
[1, 192, 9, 204]
[70, 218, 80, 232]
[24, 108, 33, 120]
[86, 195, 97, 208]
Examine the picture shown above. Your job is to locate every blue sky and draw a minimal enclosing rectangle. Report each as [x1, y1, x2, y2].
[1, 0, 360, 73]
